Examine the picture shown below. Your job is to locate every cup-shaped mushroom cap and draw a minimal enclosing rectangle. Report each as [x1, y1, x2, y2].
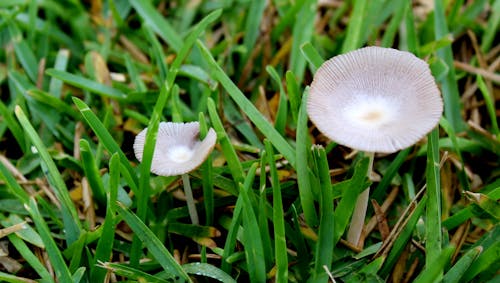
[133, 122, 217, 176]
[307, 46, 443, 153]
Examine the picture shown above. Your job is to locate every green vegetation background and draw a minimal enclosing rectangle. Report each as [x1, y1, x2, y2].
[0, 0, 498, 282]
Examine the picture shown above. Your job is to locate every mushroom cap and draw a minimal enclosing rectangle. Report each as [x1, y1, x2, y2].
[133, 122, 217, 176]
[307, 46, 443, 153]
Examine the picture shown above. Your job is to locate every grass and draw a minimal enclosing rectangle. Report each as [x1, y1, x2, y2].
[0, 1, 499, 282]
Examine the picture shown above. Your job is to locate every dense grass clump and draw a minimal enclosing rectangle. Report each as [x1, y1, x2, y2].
[0, 1, 498, 282]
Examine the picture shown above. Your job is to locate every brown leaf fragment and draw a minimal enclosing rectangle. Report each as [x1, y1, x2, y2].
[371, 199, 390, 241]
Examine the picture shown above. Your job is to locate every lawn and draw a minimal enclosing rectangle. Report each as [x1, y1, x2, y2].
[0, 0, 499, 282]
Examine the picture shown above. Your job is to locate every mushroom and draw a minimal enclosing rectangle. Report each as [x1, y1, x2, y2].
[307, 46, 442, 247]
[134, 121, 217, 225]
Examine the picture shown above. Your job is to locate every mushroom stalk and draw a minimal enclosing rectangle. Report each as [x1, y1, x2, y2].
[182, 173, 199, 225]
[346, 152, 374, 247]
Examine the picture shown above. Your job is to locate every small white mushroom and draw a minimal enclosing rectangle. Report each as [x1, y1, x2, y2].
[307, 46, 443, 247]
[134, 121, 217, 225]
[134, 122, 217, 176]
[307, 46, 443, 153]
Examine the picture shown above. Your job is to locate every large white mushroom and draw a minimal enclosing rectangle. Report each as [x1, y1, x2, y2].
[307, 46, 443, 246]
[134, 122, 217, 225]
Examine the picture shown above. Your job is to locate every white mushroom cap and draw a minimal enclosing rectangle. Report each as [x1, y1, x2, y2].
[133, 122, 217, 176]
[307, 46, 443, 153]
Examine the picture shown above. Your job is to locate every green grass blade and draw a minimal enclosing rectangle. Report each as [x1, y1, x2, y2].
[8, 23, 38, 83]
[462, 235, 500, 281]
[143, 25, 168, 83]
[342, 0, 368, 52]
[79, 139, 106, 204]
[265, 140, 288, 282]
[434, 0, 463, 131]
[207, 97, 244, 185]
[311, 145, 334, 282]
[300, 42, 324, 72]
[289, 0, 316, 84]
[239, 163, 267, 283]
[372, 148, 411, 200]
[242, 0, 266, 63]
[199, 113, 215, 225]
[48, 49, 70, 97]
[26, 198, 73, 283]
[72, 97, 138, 191]
[381, 0, 407, 47]
[439, 117, 469, 191]
[46, 69, 127, 100]
[128, 0, 183, 52]
[443, 246, 482, 283]
[221, 194, 243, 272]
[123, 53, 147, 92]
[266, 66, 288, 135]
[91, 153, 119, 282]
[295, 89, 318, 227]
[0, 100, 26, 153]
[425, 128, 442, 274]
[481, 0, 500, 52]
[402, 1, 419, 53]
[0, 270, 40, 283]
[0, 160, 30, 206]
[116, 203, 191, 282]
[333, 156, 371, 245]
[477, 75, 499, 137]
[166, 9, 222, 88]
[7, 234, 53, 283]
[285, 70, 300, 123]
[15, 106, 81, 244]
[258, 152, 273, 270]
[130, 81, 171, 267]
[414, 245, 455, 283]
[182, 263, 236, 283]
[98, 262, 170, 283]
[198, 40, 296, 168]
[27, 89, 81, 121]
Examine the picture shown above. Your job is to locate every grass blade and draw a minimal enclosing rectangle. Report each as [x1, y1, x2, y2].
[131, 81, 170, 266]
[128, 0, 183, 52]
[342, 0, 368, 52]
[443, 246, 482, 283]
[91, 153, 119, 282]
[72, 97, 138, 191]
[295, 89, 318, 227]
[414, 245, 455, 283]
[207, 97, 244, 184]
[289, 0, 316, 83]
[0, 100, 26, 153]
[198, 40, 296, 168]
[116, 203, 191, 282]
[79, 139, 106, 204]
[26, 198, 73, 283]
[242, 0, 266, 63]
[15, 106, 81, 245]
[182, 263, 236, 283]
[311, 145, 334, 282]
[266, 66, 288, 135]
[425, 128, 442, 274]
[300, 42, 324, 72]
[48, 49, 70, 97]
[46, 69, 127, 100]
[239, 163, 267, 283]
[434, 0, 463, 131]
[265, 140, 288, 282]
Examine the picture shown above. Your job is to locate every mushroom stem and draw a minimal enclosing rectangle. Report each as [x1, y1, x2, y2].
[346, 151, 375, 247]
[182, 173, 199, 225]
